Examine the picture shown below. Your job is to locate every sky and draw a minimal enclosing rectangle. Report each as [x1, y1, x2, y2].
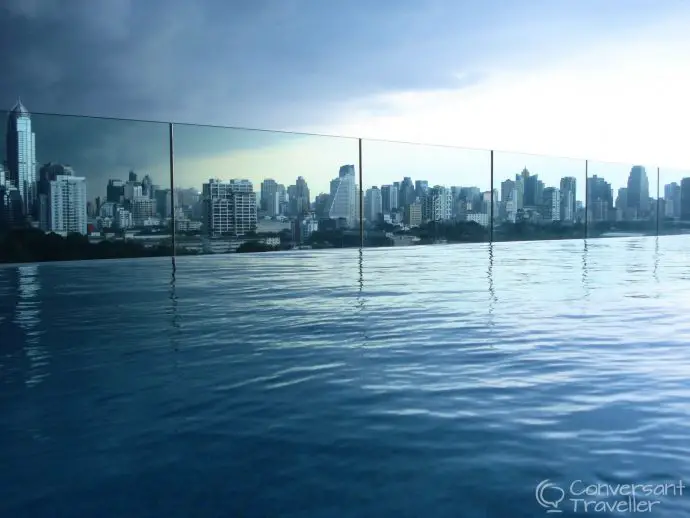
[2, 0, 690, 199]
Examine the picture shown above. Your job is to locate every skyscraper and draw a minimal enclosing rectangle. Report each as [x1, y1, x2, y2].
[626, 166, 650, 216]
[380, 184, 399, 213]
[292, 176, 310, 216]
[664, 182, 681, 219]
[328, 165, 357, 226]
[587, 175, 613, 222]
[49, 175, 87, 235]
[680, 178, 690, 221]
[6, 99, 37, 217]
[364, 187, 383, 222]
[260, 179, 278, 212]
[559, 177, 577, 223]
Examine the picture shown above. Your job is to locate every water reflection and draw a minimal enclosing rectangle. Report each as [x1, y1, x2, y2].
[582, 240, 590, 300]
[357, 247, 367, 347]
[653, 237, 660, 284]
[487, 243, 496, 328]
[169, 257, 180, 353]
[15, 265, 48, 387]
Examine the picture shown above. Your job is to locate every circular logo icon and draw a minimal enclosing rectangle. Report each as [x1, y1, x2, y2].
[536, 479, 565, 513]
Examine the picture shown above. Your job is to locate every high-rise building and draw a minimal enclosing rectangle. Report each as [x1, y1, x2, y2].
[290, 176, 310, 216]
[6, 99, 37, 217]
[141, 174, 153, 198]
[380, 184, 399, 213]
[37, 163, 74, 231]
[0, 185, 24, 228]
[128, 171, 138, 182]
[399, 177, 416, 208]
[415, 180, 429, 199]
[587, 175, 613, 222]
[422, 186, 453, 222]
[314, 193, 331, 219]
[680, 178, 690, 221]
[501, 179, 516, 203]
[328, 166, 357, 226]
[626, 166, 650, 217]
[522, 170, 544, 208]
[404, 201, 422, 226]
[124, 182, 143, 201]
[155, 189, 172, 218]
[130, 197, 157, 226]
[49, 175, 87, 235]
[541, 187, 560, 222]
[202, 179, 257, 236]
[260, 179, 279, 213]
[106, 179, 125, 203]
[364, 187, 383, 222]
[559, 177, 577, 223]
[664, 182, 681, 219]
[616, 188, 628, 211]
[514, 173, 525, 209]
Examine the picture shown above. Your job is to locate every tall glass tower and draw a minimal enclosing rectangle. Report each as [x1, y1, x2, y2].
[626, 165, 649, 216]
[6, 99, 37, 218]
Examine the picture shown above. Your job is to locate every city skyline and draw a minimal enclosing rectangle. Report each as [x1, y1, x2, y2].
[2, 99, 690, 263]
[1, 105, 684, 203]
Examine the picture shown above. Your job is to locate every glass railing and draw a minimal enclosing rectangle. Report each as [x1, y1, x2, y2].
[360, 139, 491, 247]
[0, 108, 688, 264]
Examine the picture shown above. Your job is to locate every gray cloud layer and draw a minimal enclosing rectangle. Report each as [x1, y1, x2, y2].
[4, 0, 681, 128]
[1, 0, 685, 196]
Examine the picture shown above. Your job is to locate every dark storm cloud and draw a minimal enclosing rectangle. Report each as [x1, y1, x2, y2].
[1, 0, 495, 128]
[1, 0, 685, 198]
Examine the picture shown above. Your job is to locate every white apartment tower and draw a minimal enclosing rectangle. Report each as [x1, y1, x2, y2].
[202, 179, 257, 236]
[422, 186, 453, 222]
[49, 175, 87, 235]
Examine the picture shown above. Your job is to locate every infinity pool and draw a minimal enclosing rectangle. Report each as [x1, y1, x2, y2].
[1, 236, 689, 517]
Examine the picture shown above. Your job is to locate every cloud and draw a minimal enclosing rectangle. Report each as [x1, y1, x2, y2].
[2, 0, 690, 202]
[4, 0, 682, 128]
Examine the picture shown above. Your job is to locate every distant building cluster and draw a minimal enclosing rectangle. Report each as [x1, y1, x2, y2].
[2, 98, 690, 257]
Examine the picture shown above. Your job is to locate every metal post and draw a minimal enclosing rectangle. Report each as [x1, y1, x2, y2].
[169, 123, 176, 257]
[489, 150, 494, 243]
[359, 138, 363, 247]
[584, 159, 588, 239]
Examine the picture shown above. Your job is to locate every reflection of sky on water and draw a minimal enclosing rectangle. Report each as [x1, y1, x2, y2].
[15, 265, 48, 388]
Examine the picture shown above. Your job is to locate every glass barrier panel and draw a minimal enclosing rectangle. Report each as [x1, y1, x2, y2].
[658, 167, 690, 237]
[360, 139, 491, 247]
[0, 107, 171, 264]
[172, 124, 360, 255]
[585, 160, 657, 239]
[493, 151, 585, 242]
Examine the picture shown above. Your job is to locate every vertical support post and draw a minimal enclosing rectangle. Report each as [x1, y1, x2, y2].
[359, 138, 364, 247]
[656, 166, 660, 236]
[584, 159, 588, 239]
[169, 122, 176, 257]
[489, 150, 494, 243]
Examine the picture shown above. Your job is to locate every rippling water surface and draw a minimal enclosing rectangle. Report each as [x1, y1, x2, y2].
[1, 236, 690, 517]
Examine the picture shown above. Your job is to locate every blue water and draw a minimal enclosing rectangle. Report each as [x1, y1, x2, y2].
[1, 236, 690, 517]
